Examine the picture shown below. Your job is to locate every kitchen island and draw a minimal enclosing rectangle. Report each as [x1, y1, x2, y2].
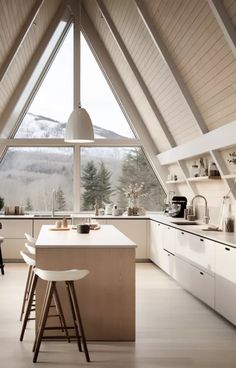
[35, 224, 136, 341]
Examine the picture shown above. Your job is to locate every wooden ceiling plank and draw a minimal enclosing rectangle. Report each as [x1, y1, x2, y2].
[208, 0, 236, 59]
[0, 0, 44, 84]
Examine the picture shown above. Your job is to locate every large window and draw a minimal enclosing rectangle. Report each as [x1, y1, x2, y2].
[0, 147, 73, 212]
[80, 147, 165, 212]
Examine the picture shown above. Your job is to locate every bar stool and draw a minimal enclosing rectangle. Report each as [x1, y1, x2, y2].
[24, 233, 36, 255]
[0, 236, 4, 275]
[20, 250, 35, 321]
[32, 268, 90, 363]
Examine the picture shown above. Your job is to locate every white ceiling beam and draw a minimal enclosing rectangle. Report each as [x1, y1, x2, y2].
[208, 0, 236, 59]
[96, 0, 195, 195]
[0, 0, 44, 83]
[4, 138, 141, 147]
[134, 0, 208, 135]
[81, 6, 173, 193]
[0, 2, 68, 138]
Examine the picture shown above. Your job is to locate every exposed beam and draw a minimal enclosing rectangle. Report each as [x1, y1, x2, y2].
[81, 6, 173, 193]
[4, 138, 141, 147]
[208, 0, 236, 59]
[96, 0, 194, 194]
[0, 0, 44, 83]
[0, 1, 68, 138]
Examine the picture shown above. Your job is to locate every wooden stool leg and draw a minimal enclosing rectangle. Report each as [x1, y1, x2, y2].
[67, 281, 90, 362]
[66, 282, 82, 352]
[53, 285, 71, 343]
[20, 265, 33, 321]
[20, 274, 38, 341]
[0, 243, 4, 275]
[33, 282, 55, 363]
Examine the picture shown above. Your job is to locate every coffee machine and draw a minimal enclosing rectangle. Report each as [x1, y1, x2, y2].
[168, 196, 187, 218]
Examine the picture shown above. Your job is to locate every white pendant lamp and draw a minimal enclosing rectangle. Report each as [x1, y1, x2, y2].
[64, 0, 94, 143]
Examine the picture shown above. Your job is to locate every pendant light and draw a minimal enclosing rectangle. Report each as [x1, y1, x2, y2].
[64, 0, 94, 143]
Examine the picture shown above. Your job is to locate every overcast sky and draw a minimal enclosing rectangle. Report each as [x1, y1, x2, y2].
[29, 27, 134, 138]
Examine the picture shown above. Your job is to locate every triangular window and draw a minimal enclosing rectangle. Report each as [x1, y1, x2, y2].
[15, 26, 135, 139]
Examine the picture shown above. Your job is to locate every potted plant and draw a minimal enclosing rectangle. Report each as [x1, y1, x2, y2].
[228, 152, 236, 173]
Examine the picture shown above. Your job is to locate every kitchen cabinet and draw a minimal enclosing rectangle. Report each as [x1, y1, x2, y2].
[175, 256, 214, 308]
[0, 219, 33, 260]
[107, 219, 148, 259]
[149, 221, 176, 278]
[176, 230, 215, 274]
[162, 225, 176, 254]
[215, 245, 236, 325]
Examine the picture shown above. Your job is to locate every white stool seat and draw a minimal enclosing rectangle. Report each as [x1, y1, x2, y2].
[25, 242, 35, 255]
[34, 268, 89, 282]
[20, 250, 35, 267]
[24, 233, 35, 246]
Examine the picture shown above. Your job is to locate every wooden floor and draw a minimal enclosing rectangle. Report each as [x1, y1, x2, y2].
[1, 262, 236, 367]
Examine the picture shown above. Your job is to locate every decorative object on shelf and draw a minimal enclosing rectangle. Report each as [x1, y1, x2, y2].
[62, 217, 68, 228]
[223, 196, 234, 233]
[227, 151, 236, 165]
[198, 157, 208, 177]
[164, 191, 175, 214]
[0, 197, 4, 211]
[94, 199, 99, 216]
[208, 161, 220, 177]
[123, 183, 146, 216]
[167, 174, 178, 181]
[190, 161, 199, 177]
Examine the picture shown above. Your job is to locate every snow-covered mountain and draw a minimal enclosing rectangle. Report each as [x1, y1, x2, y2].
[15, 112, 127, 139]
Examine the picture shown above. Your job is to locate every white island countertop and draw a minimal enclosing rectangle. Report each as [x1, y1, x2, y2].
[36, 224, 136, 249]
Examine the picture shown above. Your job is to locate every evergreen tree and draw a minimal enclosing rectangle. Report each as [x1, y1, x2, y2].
[25, 197, 33, 211]
[81, 161, 99, 210]
[118, 149, 165, 211]
[56, 185, 66, 210]
[97, 161, 113, 206]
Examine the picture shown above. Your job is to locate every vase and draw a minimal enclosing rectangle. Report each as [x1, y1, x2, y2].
[129, 197, 139, 216]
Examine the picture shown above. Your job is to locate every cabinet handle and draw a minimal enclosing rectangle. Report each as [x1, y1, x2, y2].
[181, 231, 184, 235]
[200, 238, 204, 242]
[200, 271, 204, 275]
[168, 253, 170, 257]
[225, 247, 230, 251]
[158, 223, 160, 226]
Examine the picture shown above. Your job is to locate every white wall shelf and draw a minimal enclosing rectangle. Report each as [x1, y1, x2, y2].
[166, 179, 186, 184]
[221, 174, 236, 179]
[187, 176, 221, 182]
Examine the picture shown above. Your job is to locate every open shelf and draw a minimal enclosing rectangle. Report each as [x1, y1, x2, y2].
[166, 179, 186, 184]
[221, 174, 236, 179]
[187, 176, 221, 182]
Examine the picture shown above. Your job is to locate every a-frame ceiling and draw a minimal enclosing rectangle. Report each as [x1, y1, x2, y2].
[0, 0, 236, 198]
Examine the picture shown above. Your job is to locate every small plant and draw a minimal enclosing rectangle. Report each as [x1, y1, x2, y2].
[123, 183, 146, 200]
[0, 197, 4, 211]
[228, 152, 236, 165]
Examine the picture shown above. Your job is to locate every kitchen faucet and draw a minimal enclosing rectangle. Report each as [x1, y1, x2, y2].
[52, 189, 56, 217]
[191, 195, 210, 224]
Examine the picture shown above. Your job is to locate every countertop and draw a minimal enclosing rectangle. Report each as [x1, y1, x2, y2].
[35, 224, 137, 249]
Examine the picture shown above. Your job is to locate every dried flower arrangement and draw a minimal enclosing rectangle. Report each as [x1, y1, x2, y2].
[123, 183, 146, 200]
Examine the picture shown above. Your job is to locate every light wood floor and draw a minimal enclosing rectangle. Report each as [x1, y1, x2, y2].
[1, 263, 236, 367]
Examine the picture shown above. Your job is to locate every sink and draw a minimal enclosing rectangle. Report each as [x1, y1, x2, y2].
[170, 221, 199, 225]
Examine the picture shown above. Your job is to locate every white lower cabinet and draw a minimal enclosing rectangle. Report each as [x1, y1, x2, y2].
[107, 219, 148, 259]
[149, 221, 176, 278]
[0, 219, 33, 260]
[215, 245, 236, 325]
[175, 256, 214, 308]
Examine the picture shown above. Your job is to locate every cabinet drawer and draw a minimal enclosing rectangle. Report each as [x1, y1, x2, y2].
[215, 274, 236, 325]
[215, 245, 236, 283]
[188, 236, 215, 274]
[175, 256, 214, 308]
[2, 238, 26, 259]
[0, 219, 32, 238]
[162, 225, 176, 254]
[162, 250, 176, 279]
